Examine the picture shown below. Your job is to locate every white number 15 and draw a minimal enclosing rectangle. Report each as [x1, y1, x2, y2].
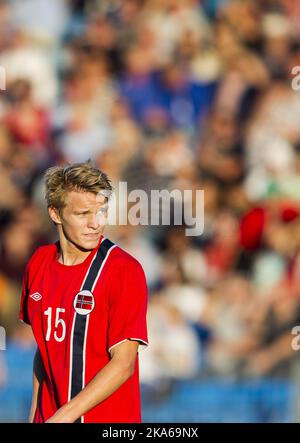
[44, 307, 66, 342]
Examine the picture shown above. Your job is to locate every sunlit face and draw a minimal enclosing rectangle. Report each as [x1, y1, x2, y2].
[49, 190, 109, 251]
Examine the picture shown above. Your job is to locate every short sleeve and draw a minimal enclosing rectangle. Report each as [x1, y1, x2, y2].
[19, 263, 30, 325]
[107, 258, 149, 354]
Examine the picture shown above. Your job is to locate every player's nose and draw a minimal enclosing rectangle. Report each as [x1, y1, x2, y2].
[87, 213, 100, 229]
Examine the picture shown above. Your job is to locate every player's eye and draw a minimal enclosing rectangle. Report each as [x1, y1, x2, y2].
[98, 204, 108, 214]
[76, 212, 89, 216]
[96, 210, 107, 220]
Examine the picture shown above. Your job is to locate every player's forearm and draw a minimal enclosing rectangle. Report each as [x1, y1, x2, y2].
[46, 357, 134, 423]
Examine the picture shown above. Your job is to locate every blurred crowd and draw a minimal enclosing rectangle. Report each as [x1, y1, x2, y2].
[1, 0, 300, 399]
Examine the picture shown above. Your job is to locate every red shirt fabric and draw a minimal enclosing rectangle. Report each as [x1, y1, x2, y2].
[19, 235, 149, 423]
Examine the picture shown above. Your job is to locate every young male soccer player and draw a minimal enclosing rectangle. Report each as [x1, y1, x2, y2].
[19, 162, 148, 423]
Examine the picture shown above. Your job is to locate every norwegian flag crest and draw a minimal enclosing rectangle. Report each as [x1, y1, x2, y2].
[73, 290, 95, 315]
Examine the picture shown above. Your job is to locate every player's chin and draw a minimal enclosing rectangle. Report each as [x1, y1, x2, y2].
[81, 234, 101, 248]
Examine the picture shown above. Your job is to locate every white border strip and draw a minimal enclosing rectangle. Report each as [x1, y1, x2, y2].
[67, 237, 105, 406]
[81, 239, 117, 422]
[108, 338, 149, 354]
[81, 313, 90, 424]
[91, 243, 117, 292]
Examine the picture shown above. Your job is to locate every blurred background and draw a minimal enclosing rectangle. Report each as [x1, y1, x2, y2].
[1, 0, 300, 423]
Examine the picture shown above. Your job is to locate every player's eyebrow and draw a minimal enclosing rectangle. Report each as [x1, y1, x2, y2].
[97, 203, 108, 211]
[74, 203, 108, 214]
[74, 210, 90, 214]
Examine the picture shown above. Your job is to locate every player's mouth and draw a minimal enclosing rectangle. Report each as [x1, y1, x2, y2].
[84, 233, 100, 239]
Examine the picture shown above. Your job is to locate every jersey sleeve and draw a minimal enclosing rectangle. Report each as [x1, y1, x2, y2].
[19, 262, 30, 325]
[107, 258, 149, 354]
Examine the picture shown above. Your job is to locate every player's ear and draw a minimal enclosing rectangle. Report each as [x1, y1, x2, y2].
[48, 206, 62, 225]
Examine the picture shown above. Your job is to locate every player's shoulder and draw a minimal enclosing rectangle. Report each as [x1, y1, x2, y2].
[108, 240, 144, 273]
[26, 243, 56, 270]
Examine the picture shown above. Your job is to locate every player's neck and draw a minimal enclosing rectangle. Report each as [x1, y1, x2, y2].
[57, 237, 94, 266]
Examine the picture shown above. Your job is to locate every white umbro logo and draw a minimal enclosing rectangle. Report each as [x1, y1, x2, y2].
[30, 292, 42, 302]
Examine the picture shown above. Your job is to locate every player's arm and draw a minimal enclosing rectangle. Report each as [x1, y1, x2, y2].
[29, 348, 45, 423]
[45, 339, 139, 423]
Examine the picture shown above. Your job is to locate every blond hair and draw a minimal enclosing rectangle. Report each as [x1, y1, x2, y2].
[45, 162, 113, 212]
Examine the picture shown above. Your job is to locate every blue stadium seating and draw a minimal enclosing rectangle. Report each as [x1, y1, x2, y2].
[141, 378, 294, 423]
[0, 344, 295, 422]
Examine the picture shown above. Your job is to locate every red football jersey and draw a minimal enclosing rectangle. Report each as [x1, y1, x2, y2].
[20, 235, 149, 423]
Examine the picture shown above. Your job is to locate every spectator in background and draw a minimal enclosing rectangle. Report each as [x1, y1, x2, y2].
[0, 0, 300, 410]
